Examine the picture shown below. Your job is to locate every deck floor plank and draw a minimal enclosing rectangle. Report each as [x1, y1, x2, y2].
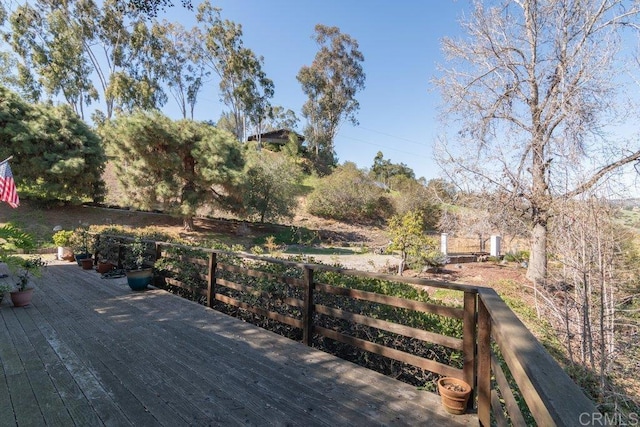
[0, 261, 477, 426]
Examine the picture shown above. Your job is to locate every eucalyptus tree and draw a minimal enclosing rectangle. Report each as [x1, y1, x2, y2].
[7, 1, 97, 118]
[4, 0, 170, 119]
[297, 24, 366, 165]
[195, 1, 274, 141]
[155, 20, 208, 119]
[435, 0, 640, 285]
[101, 111, 245, 230]
[109, 19, 168, 112]
[124, 0, 192, 17]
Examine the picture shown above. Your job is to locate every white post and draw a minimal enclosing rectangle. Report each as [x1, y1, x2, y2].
[441, 233, 448, 255]
[490, 235, 501, 257]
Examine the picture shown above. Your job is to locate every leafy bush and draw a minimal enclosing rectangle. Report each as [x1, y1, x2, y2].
[254, 226, 320, 246]
[306, 162, 394, 222]
[52, 230, 74, 247]
[504, 250, 529, 263]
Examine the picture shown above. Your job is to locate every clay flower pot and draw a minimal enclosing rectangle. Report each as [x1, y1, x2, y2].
[80, 258, 94, 270]
[10, 288, 34, 307]
[97, 261, 115, 274]
[437, 377, 472, 415]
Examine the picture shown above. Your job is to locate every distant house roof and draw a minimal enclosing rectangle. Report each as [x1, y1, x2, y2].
[246, 129, 305, 144]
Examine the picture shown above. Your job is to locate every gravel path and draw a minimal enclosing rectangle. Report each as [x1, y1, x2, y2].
[292, 253, 399, 273]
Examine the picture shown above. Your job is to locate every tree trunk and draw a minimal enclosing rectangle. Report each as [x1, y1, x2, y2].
[526, 220, 547, 286]
[398, 250, 406, 276]
[183, 216, 194, 231]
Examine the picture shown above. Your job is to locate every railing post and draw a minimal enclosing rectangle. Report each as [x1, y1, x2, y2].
[302, 266, 314, 346]
[154, 241, 162, 263]
[207, 252, 217, 308]
[117, 242, 124, 269]
[477, 295, 491, 426]
[463, 291, 477, 409]
[93, 234, 100, 265]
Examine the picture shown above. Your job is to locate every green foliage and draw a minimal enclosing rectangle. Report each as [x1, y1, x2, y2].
[389, 175, 441, 230]
[503, 250, 529, 263]
[297, 24, 365, 167]
[0, 86, 106, 203]
[0, 223, 35, 255]
[307, 162, 392, 222]
[254, 226, 320, 246]
[7, 2, 97, 115]
[195, 1, 274, 141]
[387, 210, 438, 274]
[101, 110, 244, 223]
[241, 147, 303, 223]
[0, 223, 44, 291]
[124, 236, 154, 270]
[68, 227, 90, 254]
[371, 151, 415, 188]
[5, 255, 47, 291]
[52, 230, 74, 247]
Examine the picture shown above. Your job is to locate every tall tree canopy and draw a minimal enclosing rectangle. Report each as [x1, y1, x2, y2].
[124, 0, 192, 17]
[3, 0, 178, 120]
[435, 0, 640, 285]
[0, 86, 105, 203]
[101, 111, 244, 230]
[195, 1, 274, 141]
[297, 24, 366, 168]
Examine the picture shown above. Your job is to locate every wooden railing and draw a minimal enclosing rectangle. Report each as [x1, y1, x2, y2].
[95, 234, 599, 425]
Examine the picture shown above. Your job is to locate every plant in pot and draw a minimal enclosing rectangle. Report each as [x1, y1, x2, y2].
[7, 255, 47, 307]
[94, 235, 119, 274]
[437, 377, 472, 415]
[70, 226, 92, 266]
[52, 230, 74, 261]
[124, 237, 154, 291]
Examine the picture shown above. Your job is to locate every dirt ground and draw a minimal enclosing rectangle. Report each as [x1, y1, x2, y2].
[0, 199, 528, 287]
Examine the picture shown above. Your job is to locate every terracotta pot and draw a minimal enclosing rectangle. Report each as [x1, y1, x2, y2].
[97, 261, 115, 274]
[437, 377, 472, 415]
[10, 288, 34, 307]
[75, 253, 91, 266]
[80, 258, 94, 270]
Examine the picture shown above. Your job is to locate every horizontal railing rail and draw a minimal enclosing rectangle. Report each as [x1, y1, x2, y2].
[93, 233, 599, 425]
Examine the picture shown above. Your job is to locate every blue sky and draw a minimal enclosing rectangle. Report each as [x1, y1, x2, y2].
[157, 0, 469, 181]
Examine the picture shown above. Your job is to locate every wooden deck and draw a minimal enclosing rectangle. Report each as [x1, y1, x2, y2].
[0, 260, 477, 426]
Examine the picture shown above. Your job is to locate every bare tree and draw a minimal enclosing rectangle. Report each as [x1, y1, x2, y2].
[548, 197, 624, 405]
[434, 0, 640, 285]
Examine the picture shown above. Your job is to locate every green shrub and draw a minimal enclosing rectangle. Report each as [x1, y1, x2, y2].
[254, 226, 320, 246]
[504, 250, 529, 263]
[52, 230, 74, 247]
[306, 162, 394, 222]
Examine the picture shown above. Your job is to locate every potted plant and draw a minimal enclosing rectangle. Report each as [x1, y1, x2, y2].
[52, 230, 74, 261]
[8, 255, 47, 307]
[70, 226, 91, 266]
[124, 237, 154, 291]
[437, 377, 472, 415]
[93, 235, 118, 274]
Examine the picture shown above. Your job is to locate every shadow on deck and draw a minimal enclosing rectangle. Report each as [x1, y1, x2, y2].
[0, 261, 476, 426]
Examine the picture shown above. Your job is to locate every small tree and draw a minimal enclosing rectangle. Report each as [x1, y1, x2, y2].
[242, 147, 302, 223]
[387, 211, 434, 276]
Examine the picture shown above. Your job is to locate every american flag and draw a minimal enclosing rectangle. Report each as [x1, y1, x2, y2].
[0, 161, 19, 208]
